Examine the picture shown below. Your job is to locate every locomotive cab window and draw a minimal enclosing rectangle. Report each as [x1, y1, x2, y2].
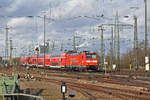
[86, 54, 96, 59]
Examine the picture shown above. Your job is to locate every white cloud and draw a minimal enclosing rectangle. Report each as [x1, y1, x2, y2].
[50, 0, 94, 19]
[8, 17, 30, 27]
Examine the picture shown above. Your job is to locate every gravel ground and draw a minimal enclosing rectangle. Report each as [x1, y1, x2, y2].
[1, 67, 149, 100]
[19, 79, 88, 100]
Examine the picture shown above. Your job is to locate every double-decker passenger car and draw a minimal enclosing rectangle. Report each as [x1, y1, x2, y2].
[20, 51, 99, 71]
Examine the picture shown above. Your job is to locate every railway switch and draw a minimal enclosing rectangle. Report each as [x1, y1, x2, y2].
[69, 91, 75, 98]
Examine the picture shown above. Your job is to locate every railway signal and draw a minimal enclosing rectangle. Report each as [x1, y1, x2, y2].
[61, 81, 67, 100]
[35, 47, 39, 67]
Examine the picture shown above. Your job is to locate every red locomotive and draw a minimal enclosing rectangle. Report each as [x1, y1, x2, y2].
[20, 51, 99, 71]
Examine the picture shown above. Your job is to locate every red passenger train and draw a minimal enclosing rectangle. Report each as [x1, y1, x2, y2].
[20, 51, 99, 71]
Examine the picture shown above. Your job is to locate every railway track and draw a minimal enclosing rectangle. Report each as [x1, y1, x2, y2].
[1, 66, 150, 100]
[25, 69, 150, 89]
[111, 69, 150, 77]
[1, 67, 150, 90]
[34, 76, 97, 100]
[70, 87, 97, 100]
[16, 67, 150, 100]
[33, 75, 150, 100]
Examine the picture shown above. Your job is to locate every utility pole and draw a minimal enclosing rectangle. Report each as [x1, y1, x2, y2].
[134, 16, 138, 69]
[5, 26, 9, 64]
[10, 39, 13, 66]
[113, 11, 120, 69]
[144, 0, 148, 54]
[144, 0, 149, 71]
[14, 48, 16, 58]
[10, 40, 12, 59]
[52, 40, 55, 51]
[114, 12, 117, 59]
[98, 23, 132, 69]
[49, 2, 52, 20]
[43, 15, 46, 67]
[73, 36, 77, 52]
[60, 42, 63, 51]
[98, 25, 104, 66]
[111, 27, 114, 69]
[116, 12, 120, 69]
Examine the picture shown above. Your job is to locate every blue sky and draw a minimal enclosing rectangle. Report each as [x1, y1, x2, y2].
[0, 0, 149, 56]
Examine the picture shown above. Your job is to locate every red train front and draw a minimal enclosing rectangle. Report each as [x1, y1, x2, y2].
[65, 51, 99, 70]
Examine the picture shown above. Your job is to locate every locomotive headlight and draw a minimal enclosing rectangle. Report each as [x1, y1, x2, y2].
[86, 60, 91, 63]
[93, 60, 97, 63]
[86, 60, 97, 63]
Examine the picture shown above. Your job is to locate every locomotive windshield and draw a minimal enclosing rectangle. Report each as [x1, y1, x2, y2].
[86, 53, 97, 59]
